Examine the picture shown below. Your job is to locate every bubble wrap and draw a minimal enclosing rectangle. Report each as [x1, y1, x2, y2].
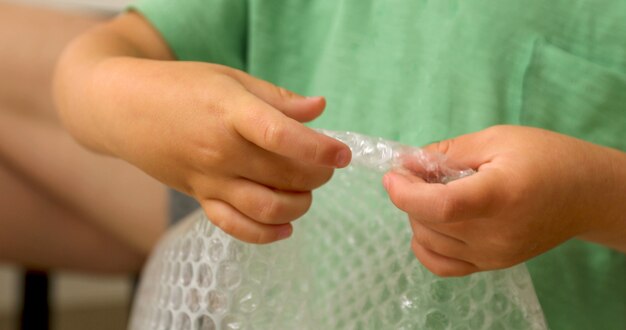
[130, 131, 547, 330]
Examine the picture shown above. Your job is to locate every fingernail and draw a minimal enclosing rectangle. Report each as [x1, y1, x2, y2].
[335, 149, 351, 167]
[306, 96, 323, 100]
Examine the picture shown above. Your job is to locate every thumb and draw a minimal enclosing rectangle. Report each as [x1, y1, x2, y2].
[231, 70, 325, 122]
[420, 129, 497, 172]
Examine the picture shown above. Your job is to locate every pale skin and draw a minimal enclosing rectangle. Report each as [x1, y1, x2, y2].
[384, 126, 626, 276]
[55, 11, 351, 244]
[0, 3, 167, 272]
[56, 12, 626, 275]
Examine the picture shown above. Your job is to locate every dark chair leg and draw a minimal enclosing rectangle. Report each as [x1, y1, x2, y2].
[19, 270, 50, 330]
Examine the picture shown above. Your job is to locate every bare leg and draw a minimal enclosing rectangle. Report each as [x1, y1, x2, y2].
[0, 159, 143, 273]
[0, 110, 168, 255]
[0, 1, 102, 122]
[0, 3, 168, 270]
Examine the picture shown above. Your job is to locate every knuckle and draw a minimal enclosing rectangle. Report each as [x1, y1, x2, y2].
[208, 63, 233, 75]
[483, 125, 509, 140]
[258, 195, 282, 223]
[433, 138, 454, 155]
[411, 242, 447, 277]
[197, 145, 228, 168]
[247, 230, 269, 245]
[301, 140, 320, 163]
[413, 232, 433, 251]
[211, 212, 235, 237]
[204, 200, 275, 244]
[412, 239, 472, 277]
[436, 193, 461, 222]
[489, 232, 519, 252]
[276, 86, 295, 100]
[204, 71, 239, 94]
[262, 122, 285, 150]
[194, 132, 236, 170]
[480, 239, 525, 269]
[203, 200, 238, 238]
[240, 227, 275, 245]
[207, 71, 229, 85]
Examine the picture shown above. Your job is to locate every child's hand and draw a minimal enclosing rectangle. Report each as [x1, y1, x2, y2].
[55, 13, 351, 244]
[107, 62, 350, 244]
[383, 125, 626, 276]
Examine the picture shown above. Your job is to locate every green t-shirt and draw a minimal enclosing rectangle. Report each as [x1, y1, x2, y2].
[131, 1, 626, 328]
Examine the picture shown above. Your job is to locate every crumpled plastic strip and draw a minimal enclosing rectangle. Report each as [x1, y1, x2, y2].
[317, 129, 475, 182]
[130, 130, 547, 330]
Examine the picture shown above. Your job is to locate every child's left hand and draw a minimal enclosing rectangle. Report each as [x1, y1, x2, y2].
[383, 125, 626, 276]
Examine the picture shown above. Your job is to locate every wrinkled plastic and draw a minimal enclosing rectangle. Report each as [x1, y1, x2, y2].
[317, 130, 475, 182]
[130, 131, 547, 330]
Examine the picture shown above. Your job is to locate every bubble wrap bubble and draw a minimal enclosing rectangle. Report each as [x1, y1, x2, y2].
[130, 131, 547, 330]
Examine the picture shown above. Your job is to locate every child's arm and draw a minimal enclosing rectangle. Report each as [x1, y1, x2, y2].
[55, 12, 351, 244]
[384, 125, 626, 276]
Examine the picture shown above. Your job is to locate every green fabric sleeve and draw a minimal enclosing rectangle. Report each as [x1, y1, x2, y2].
[129, 0, 247, 69]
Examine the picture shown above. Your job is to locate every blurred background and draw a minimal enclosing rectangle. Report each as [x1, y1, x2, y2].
[8, 0, 131, 12]
[0, 267, 132, 330]
[0, 0, 147, 330]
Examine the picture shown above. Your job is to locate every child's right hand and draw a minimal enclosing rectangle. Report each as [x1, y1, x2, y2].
[55, 13, 351, 244]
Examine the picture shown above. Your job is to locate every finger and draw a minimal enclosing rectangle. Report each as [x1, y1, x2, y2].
[383, 168, 504, 223]
[395, 151, 443, 181]
[409, 218, 469, 261]
[238, 146, 334, 191]
[232, 93, 351, 168]
[220, 178, 313, 225]
[201, 199, 292, 244]
[230, 70, 327, 123]
[398, 151, 472, 184]
[421, 129, 498, 171]
[411, 237, 478, 277]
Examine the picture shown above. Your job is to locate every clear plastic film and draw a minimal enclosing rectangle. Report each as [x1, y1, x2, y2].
[317, 129, 475, 183]
[130, 131, 547, 330]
